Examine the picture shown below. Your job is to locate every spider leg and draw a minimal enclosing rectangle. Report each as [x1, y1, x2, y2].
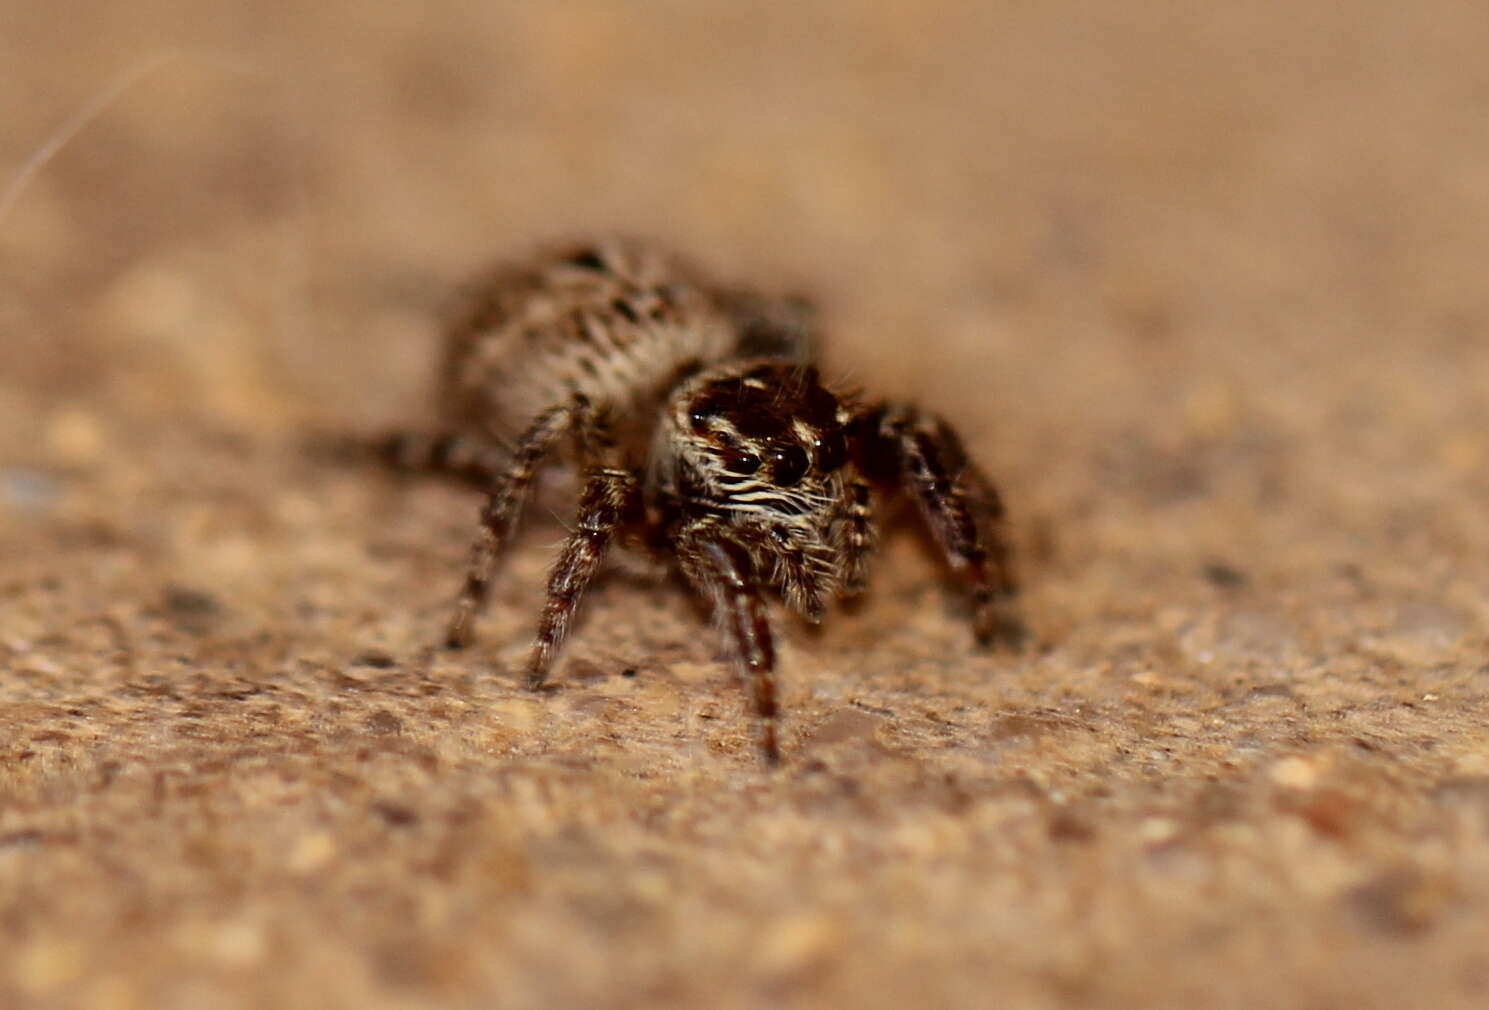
[675, 524, 782, 765]
[373, 429, 510, 488]
[525, 465, 641, 689]
[837, 472, 877, 596]
[445, 399, 588, 648]
[853, 403, 1025, 649]
[715, 289, 819, 362]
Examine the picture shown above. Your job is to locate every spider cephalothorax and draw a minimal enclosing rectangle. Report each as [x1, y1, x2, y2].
[376, 237, 1024, 763]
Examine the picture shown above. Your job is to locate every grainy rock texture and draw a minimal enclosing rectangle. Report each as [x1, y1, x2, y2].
[3, 2, 1488, 1008]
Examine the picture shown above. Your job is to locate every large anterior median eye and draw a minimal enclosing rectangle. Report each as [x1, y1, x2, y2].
[724, 452, 761, 475]
[770, 444, 809, 486]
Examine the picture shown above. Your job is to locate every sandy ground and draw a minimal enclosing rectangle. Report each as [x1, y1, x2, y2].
[2, 2, 1489, 1008]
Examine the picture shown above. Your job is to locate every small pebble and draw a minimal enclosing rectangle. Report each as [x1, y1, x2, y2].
[1270, 756, 1319, 790]
[0, 467, 61, 513]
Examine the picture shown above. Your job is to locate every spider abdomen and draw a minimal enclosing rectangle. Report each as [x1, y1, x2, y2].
[438, 239, 738, 441]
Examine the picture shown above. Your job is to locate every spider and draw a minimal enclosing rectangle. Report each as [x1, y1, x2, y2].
[376, 238, 1025, 763]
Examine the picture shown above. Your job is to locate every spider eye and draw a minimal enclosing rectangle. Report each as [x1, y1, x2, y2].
[815, 430, 846, 472]
[770, 445, 810, 487]
[724, 452, 761, 475]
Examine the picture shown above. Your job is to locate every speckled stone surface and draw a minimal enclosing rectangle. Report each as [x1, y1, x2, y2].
[2, 2, 1488, 1007]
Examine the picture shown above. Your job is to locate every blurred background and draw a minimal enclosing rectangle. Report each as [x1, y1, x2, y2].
[4, 1, 1487, 552]
[2, 2, 1488, 1008]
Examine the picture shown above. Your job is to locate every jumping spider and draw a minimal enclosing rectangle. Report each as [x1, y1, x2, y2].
[378, 238, 1024, 763]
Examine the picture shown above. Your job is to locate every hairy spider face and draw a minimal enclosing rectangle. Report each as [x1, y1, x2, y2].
[666, 361, 850, 513]
[655, 359, 859, 624]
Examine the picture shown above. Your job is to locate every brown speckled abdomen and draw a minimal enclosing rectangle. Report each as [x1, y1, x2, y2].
[438, 238, 739, 442]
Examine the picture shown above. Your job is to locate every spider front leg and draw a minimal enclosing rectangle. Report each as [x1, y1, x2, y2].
[853, 403, 1025, 649]
[525, 465, 641, 689]
[675, 523, 781, 765]
[837, 473, 877, 596]
[446, 398, 591, 649]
